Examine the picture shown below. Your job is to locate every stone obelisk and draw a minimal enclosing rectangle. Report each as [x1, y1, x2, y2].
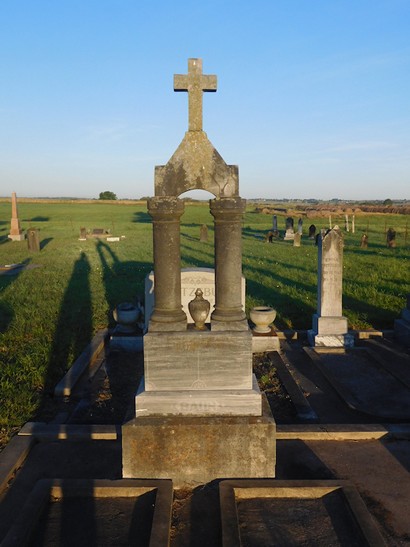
[8, 193, 25, 241]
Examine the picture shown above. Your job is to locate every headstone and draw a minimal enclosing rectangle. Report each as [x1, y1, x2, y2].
[199, 224, 208, 242]
[394, 294, 410, 345]
[124, 59, 275, 486]
[345, 214, 349, 232]
[144, 268, 246, 331]
[293, 233, 301, 247]
[297, 217, 303, 235]
[360, 234, 368, 249]
[79, 227, 87, 240]
[308, 226, 353, 347]
[284, 217, 295, 240]
[351, 214, 355, 234]
[272, 215, 278, 231]
[265, 231, 273, 243]
[308, 224, 316, 239]
[8, 192, 25, 241]
[386, 228, 396, 248]
[329, 215, 332, 228]
[27, 228, 40, 252]
[91, 228, 107, 238]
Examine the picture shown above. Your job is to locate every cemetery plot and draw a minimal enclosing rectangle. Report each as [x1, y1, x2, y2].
[304, 347, 410, 420]
[2, 479, 173, 547]
[220, 480, 386, 547]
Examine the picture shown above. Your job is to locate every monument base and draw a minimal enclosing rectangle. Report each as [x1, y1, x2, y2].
[135, 374, 262, 416]
[110, 333, 143, 352]
[8, 233, 25, 241]
[308, 330, 355, 348]
[122, 397, 276, 487]
[394, 318, 410, 346]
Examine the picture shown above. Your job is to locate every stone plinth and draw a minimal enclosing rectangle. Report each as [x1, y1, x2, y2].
[135, 374, 262, 417]
[309, 227, 353, 348]
[122, 399, 276, 487]
[143, 330, 253, 392]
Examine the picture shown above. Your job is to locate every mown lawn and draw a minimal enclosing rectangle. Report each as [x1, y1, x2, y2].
[0, 200, 409, 441]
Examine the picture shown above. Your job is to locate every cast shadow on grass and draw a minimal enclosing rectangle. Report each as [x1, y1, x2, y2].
[23, 216, 50, 222]
[0, 259, 32, 332]
[44, 251, 93, 394]
[40, 238, 53, 250]
[95, 240, 151, 327]
[132, 211, 151, 223]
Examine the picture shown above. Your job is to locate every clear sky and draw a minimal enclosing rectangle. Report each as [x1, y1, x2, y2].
[1, 0, 409, 200]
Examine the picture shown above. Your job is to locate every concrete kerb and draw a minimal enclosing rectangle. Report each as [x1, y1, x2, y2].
[18, 423, 120, 441]
[219, 479, 387, 547]
[276, 423, 410, 440]
[1, 478, 173, 547]
[54, 328, 108, 398]
[270, 350, 319, 423]
[0, 436, 35, 495]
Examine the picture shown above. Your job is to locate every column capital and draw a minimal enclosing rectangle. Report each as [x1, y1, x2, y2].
[148, 196, 185, 221]
[209, 197, 246, 219]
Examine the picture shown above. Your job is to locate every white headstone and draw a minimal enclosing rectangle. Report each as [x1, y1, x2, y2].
[144, 268, 246, 331]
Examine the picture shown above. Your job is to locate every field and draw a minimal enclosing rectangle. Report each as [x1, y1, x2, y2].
[0, 200, 409, 442]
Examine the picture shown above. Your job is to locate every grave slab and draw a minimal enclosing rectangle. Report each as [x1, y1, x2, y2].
[304, 346, 410, 419]
[220, 479, 386, 547]
[1, 478, 173, 547]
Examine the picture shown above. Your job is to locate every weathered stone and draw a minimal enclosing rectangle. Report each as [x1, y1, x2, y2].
[143, 330, 253, 392]
[122, 399, 276, 487]
[144, 268, 246, 329]
[8, 192, 24, 241]
[308, 227, 353, 347]
[360, 233, 368, 249]
[308, 224, 316, 239]
[210, 197, 247, 324]
[27, 228, 40, 252]
[284, 217, 294, 240]
[297, 217, 303, 234]
[199, 223, 208, 242]
[293, 233, 301, 247]
[147, 197, 187, 331]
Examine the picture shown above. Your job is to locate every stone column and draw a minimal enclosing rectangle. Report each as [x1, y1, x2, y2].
[210, 197, 247, 326]
[148, 196, 187, 331]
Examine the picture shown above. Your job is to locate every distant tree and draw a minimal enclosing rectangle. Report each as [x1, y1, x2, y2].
[383, 198, 393, 206]
[99, 191, 117, 200]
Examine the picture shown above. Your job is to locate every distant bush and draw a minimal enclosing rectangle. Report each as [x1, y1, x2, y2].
[99, 191, 117, 200]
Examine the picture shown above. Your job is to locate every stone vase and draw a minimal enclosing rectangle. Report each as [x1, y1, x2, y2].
[188, 288, 210, 330]
[113, 302, 140, 333]
[250, 306, 276, 334]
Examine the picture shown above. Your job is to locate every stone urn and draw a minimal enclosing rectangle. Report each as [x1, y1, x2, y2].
[188, 288, 210, 330]
[250, 306, 276, 334]
[113, 302, 140, 333]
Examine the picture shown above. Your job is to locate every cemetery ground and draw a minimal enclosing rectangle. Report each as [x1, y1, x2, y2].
[0, 199, 410, 545]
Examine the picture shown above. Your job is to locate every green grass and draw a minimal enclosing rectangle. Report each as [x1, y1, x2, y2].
[0, 200, 409, 440]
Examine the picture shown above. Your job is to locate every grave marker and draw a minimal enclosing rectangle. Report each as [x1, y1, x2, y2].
[284, 217, 295, 240]
[199, 224, 208, 242]
[293, 233, 301, 247]
[8, 192, 25, 241]
[27, 228, 40, 252]
[308, 226, 353, 347]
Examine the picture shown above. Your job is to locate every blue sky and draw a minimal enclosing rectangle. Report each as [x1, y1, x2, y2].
[1, 0, 409, 200]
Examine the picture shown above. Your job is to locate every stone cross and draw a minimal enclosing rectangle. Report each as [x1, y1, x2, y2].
[174, 58, 217, 131]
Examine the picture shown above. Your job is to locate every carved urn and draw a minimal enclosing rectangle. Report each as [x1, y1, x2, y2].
[250, 306, 276, 334]
[188, 288, 210, 330]
[113, 302, 140, 333]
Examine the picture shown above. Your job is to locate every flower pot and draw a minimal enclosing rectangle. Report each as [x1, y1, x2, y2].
[250, 306, 276, 334]
[113, 302, 140, 333]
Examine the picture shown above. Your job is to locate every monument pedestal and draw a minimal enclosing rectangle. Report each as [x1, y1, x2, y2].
[8, 233, 25, 241]
[122, 397, 276, 487]
[308, 314, 354, 348]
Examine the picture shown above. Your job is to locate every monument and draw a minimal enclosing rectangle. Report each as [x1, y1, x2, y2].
[284, 217, 295, 240]
[8, 192, 25, 241]
[308, 226, 354, 347]
[122, 59, 275, 485]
